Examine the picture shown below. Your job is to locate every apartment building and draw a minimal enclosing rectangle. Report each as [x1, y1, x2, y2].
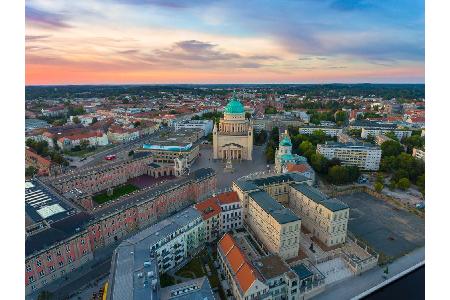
[218, 233, 302, 300]
[194, 191, 243, 242]
[194, 197, 221, 242]
[57, 130, 109, 150]
[317, 142, 382, 171]
[289, 183, 349, 247]
[360, 128, 412, 140]
[218, 233, 270, 300]
[298, 126, 343, 137]
[108, 207, 206, 300]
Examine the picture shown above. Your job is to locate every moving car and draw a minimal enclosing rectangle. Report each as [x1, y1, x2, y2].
[105, 154, 116, 161]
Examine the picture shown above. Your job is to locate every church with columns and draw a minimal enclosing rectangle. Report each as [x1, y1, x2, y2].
[213, 95, 253, 161]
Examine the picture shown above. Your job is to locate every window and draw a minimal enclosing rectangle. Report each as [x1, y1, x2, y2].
[49, 266, 54, 272]
[47, 255, 52, 262]
[28, 276, 35, 283]
[56, 250, 61, 256]
[39, 270, 44, 276]
[26, 265, 32, 272]
[59, 261, 64, 267]
[36, 260, 42, 267]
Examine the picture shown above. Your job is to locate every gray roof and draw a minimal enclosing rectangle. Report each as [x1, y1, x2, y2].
[159, 277, 215, 300]
[234, 180, 259, 192]
[249, 191, 299, 224]
[109, 207, 202, 300]
[292, 263, 313, 280]
[351, 120, 397, 129]
[291, 183, 348, 212]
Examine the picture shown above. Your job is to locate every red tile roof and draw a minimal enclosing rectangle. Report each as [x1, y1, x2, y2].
[286, 163, 310, 173]
[194, 198, 221, 220]
[218, 233, 259, 294]
[215, 191, 240, 205]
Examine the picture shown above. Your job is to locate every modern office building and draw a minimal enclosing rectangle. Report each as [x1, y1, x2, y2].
[142, 129, 201, 167]
[317, 142, 382, 171]
[174, 119, 213, 137]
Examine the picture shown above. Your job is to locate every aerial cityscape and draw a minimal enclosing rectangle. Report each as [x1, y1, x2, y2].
[24, 1, 425, 300]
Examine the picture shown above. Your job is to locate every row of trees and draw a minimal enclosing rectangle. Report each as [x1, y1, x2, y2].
[254, 129, 267, 145]
[265, 127, 279, 163]
[191, 111, 223, 124]
[379, 140, 425, 195]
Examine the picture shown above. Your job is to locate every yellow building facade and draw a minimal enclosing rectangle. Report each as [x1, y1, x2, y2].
[213, 96, 253, 160]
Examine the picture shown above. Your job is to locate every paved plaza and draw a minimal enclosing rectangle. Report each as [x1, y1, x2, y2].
[316, 258, 353, 285]
[192, 144, 271, 190]
[337, 192, 425, 258]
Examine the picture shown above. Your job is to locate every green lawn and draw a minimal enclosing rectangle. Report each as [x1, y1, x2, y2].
[159, 273, 176, 288]
[64, 144, 115, 158]
[175, 249, 220, 289]
[92, 184, 139, 204]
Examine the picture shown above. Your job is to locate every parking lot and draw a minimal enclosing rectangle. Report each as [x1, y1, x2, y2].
[337, 192, 425, 258]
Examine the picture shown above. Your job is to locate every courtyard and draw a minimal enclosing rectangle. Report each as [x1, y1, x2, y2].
[192, 144, 271, 190]
[337, 192, 425, 260]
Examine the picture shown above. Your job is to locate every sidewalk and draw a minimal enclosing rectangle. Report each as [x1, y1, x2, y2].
[312, 246, 425, 300]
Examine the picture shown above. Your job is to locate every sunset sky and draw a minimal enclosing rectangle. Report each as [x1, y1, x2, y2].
[25, 0, 424, 85]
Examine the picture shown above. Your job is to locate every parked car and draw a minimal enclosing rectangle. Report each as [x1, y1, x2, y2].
[105, 154, 116, 161]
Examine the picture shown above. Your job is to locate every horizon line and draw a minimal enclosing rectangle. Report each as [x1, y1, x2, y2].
[26, 82, 425, 87]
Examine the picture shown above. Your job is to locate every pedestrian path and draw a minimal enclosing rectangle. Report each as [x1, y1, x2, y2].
[312, 246, 425, 300]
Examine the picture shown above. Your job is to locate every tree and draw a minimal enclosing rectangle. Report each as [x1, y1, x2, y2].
[381, 140, 403, 157]
[26, 166, 38, 177]
[72, 116, 81, 124]
[134, 121, 141, 127]
[397, 178, 411, 190]
[92, 117, 98, 124]
[128, 150, 135, 156]
[374, 182, 384, 192]
[245, 112, 252, 119]
[416, 174, 425, 195]
[80, 139, 90, 150]
[299, 141, 314, 156]
[264, 106, 277, 114]
[384, 131, 398, 141]
[335, 110, 348, 126]
[328, 165, 349, 185]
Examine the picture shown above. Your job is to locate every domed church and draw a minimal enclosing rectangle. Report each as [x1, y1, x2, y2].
[213, 95, 253, 160]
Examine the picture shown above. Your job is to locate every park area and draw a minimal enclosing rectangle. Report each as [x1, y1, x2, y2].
[337, 192, 425, 264]
[92, 183, 139, 204]
[161, 248, 225, 299]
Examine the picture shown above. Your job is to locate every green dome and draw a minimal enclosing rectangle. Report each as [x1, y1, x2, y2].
[280, 136, 292, 147]
[224, 97, 244, 114]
